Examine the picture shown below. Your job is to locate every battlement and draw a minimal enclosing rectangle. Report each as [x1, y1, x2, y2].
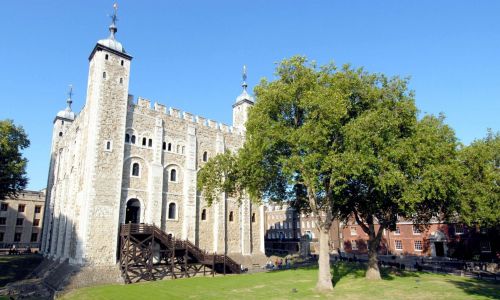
[130, 95, 240, 135]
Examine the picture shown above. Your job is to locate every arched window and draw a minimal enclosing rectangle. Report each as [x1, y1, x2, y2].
[168, 143, 172, 151]
[103, 72, 106, 79]
[125, 134, 130, 143]
[203, 151, 208, 162]
[162, 142, 166, 150]
[132, 163, 140, 176]
[168, 203, 176, 219]
[148, 139, 153, 147]
[251, 213, 256, 223]
[229, 211, 234, 222]
[177, 145, 180, 153]
[182, 146, 185, 154]
[131, 135, 136, 144]
[201, 209, 206, 221]
[170, 169, 177, 182]
[142, 137, 147, 146]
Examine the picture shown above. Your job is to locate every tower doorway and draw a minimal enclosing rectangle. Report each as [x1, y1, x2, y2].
[125, 199, 140, 224]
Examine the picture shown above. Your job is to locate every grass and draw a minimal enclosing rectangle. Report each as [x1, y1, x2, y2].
[0, 254, 42, 287]
[61, 262, 500, 300]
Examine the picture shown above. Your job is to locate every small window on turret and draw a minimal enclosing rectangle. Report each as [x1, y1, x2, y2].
[203, 151, 208, 162]
[162, 142, 166, 151]
[120, 78, 123, 84]
[103, 72, 107, 79]
[121, 60, 124, 66]
[59, 132, 63, 137]
[105, 54, 109, 60]
[61, 120, 64, 125]
[105, 140, 112, 151]
[131, 135, 136, 144]
[125, 134, 130, 143]
[148, 139, 152, 147]
[142, 137, 147, 146]
[168, 143, 172, 151]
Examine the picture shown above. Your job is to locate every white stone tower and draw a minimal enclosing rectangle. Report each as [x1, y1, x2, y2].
[77, 4, 132, 265]
[232, 65, 254, 132]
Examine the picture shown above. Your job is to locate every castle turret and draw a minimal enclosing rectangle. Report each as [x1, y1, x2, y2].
[232, 65, 254, 132]
[77, 3, 133, 265]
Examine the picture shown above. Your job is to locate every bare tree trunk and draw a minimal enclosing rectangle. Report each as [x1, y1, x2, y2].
[315, 227, 333, 292]
[365, 233, 381, 280]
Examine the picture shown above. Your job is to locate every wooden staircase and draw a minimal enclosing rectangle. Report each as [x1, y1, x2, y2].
[119, 223, 241, 283]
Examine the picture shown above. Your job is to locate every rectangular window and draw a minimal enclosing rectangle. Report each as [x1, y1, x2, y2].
[14, 232, 21, 242]
[350, 226, 357, 236]
[18, 204, 25, 212]
[31, 233, 38, 242]
[414, 240, 423, 251]
[34, 206, 42, 214]
[297, 221, 300, 228]
[454, 224, 464, 235]
[33, 219, 40, 227]
[16, 218, 24, 226]
[351, 240, 358, 250]
[480, 241, 491, 253]
[413, 225, 421, 235]
[0, 203, 7, 211]
[395, 226, 401, 235]
[395, 240, 403, 250]
[0, 217, 6, 225]
[0, 232, 4, 241]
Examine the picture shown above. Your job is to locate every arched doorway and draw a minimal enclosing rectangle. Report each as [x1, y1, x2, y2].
[125, 199, 140, 224]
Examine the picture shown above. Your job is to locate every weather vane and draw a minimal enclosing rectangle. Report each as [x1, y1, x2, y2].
[111, 3, 118, 24]
[67, 84, 73, 109]
[242, 65, 247, 82]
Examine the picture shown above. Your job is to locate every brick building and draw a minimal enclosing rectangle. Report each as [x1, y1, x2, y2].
[264, 204, 342, 255]
[0, 190, 45, 249]
[342, 220, 498, 260]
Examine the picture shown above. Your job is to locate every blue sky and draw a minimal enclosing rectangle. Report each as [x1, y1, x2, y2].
[0, 1, 499, 191]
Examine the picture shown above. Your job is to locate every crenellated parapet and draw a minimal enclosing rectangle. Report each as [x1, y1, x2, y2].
[128, 95, 241, 135]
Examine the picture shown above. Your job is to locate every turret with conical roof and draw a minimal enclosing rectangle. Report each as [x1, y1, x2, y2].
[232, 65, 254, 133]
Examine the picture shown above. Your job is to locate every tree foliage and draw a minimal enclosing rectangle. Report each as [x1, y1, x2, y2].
[197, 56, 476, 287]
[458, 130, 500, 226]
[0, 119, 30, 200]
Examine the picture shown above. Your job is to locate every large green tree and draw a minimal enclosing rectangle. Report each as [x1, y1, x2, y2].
[198, 57, 462, 290]
[458, 131, 500, 227]
[0, 119, 30, 200]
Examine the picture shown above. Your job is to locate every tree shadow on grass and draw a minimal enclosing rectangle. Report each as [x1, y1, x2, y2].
[447, 278, 500, 300]
[331, 262, 420, 286]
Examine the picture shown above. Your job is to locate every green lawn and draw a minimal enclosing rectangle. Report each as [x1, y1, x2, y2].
[61, 263, 500, 300]
[0, 254, 42, 287]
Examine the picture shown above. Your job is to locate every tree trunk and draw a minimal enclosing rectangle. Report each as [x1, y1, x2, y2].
[365, 235, 381, 280]
[315, 227, 333, 292]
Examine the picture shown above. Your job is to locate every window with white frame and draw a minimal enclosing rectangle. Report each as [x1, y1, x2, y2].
[168, 202, 177, 220]
[414, 240, 423, 251]
[480, 241, 491, 253]
[413, 225, 421, 235]
[350, 226, 357, 236]
[131, 162, 140, 177]
[351, 240, 358, 250]
[395, 226, 401, 235]
[395, 240, 403, 250]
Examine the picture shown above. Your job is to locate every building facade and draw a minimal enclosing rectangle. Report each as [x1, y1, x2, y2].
[264, 204, 342, 255]
[41, 9, 264, 267]
[342, 220, 498, 260]
[0, 190, 45, 249]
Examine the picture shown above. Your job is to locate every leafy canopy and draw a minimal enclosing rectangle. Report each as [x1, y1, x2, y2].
[0, 119, 30, 200]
